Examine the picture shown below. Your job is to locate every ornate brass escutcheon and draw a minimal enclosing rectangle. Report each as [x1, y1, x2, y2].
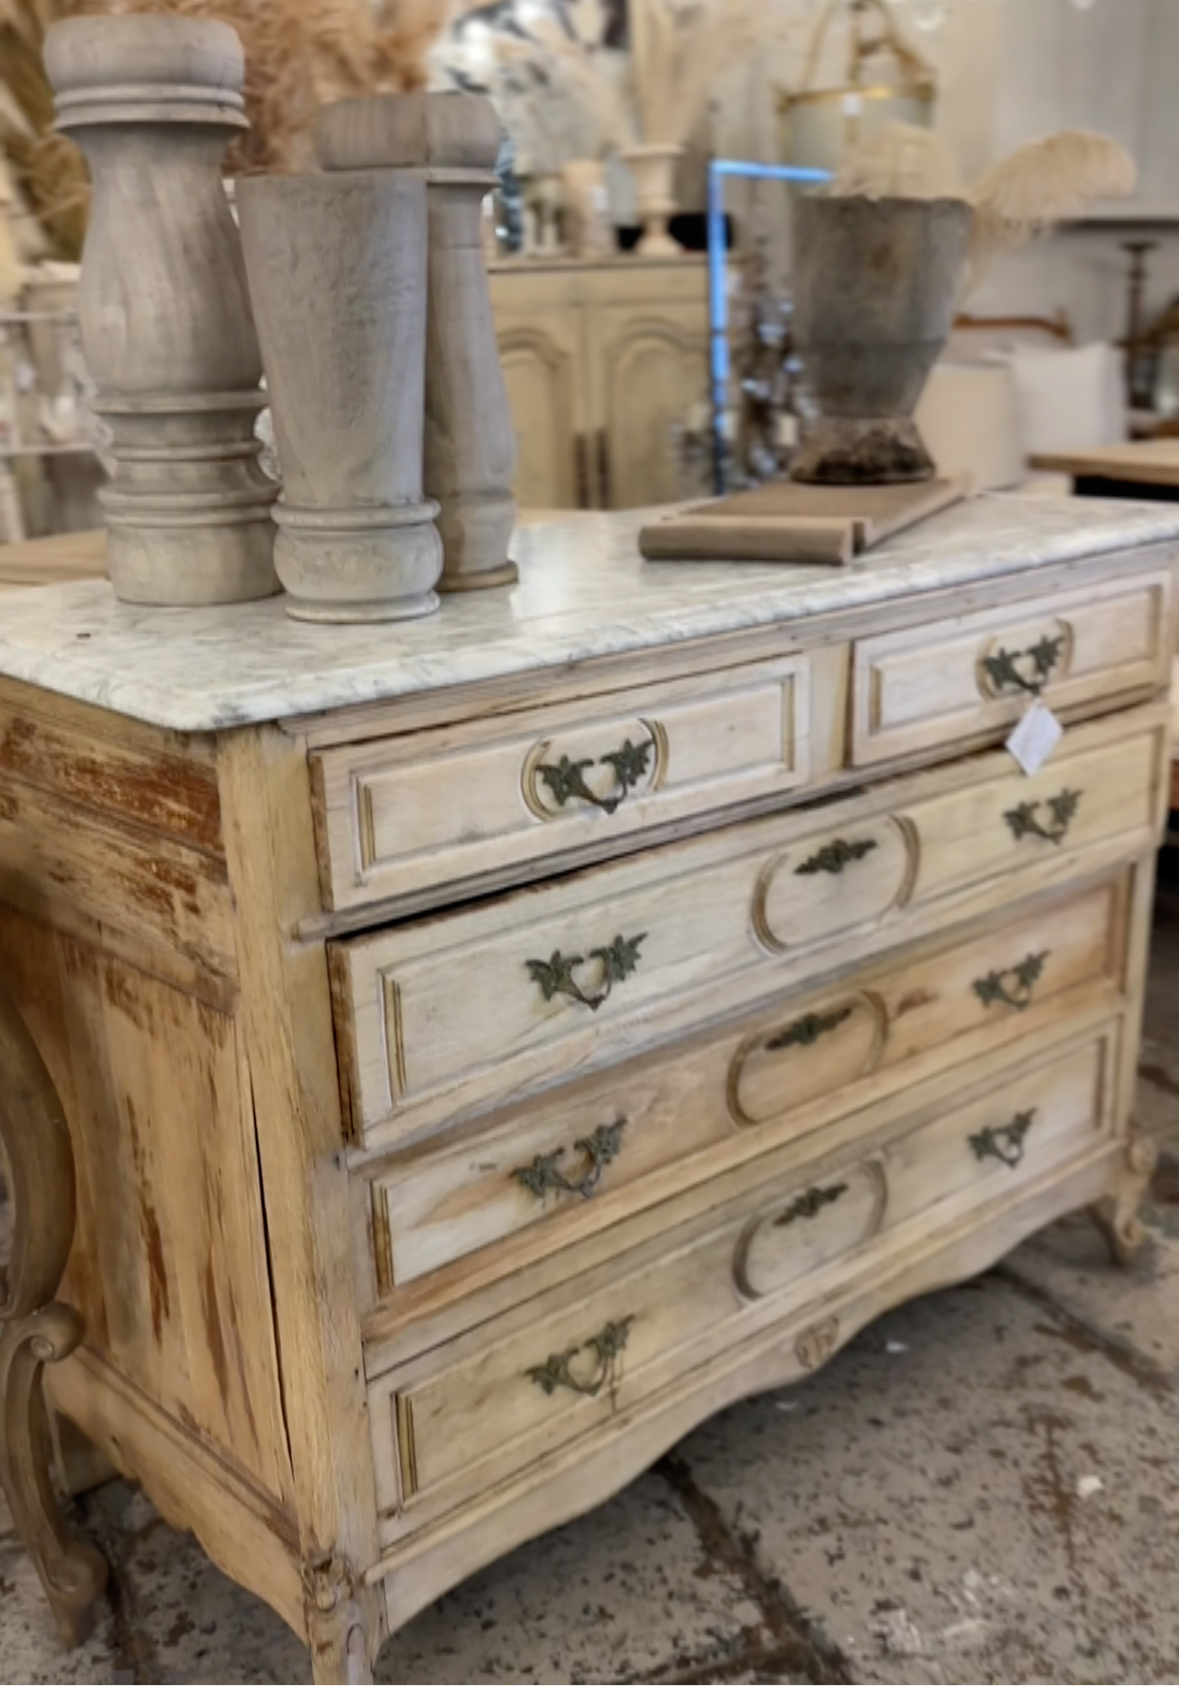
[526, 933, 646, 1012]
[795, 837, 878, 877]
[536, 735, 655, 816]
[969, 1108, 1036, 1169]
[766, 1005, 853, 1052]
[1003, 788, 1080, 847]
[973, 950, 1049, 1013]
[773, 1180, 849, 1228]
[982, 633, 1065, 698]
[526, 1316, 634, 1398]
[512, 1120, 627, 1202]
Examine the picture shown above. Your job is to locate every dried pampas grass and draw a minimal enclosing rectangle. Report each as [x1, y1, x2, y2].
[88, 0, 452, 172]
[1, 0, 452, 257]
[0, 0, 90, 258]
[823, 121, 1137, 298]
[630, 0, 796, 149]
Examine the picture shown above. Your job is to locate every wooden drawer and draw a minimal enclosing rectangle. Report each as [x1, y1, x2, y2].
[331, 707, 1166, 1150]
[310, 656, 810, 912]
[368, 1028, 1116, 1521]
[851, 571, 1172, 766]
[368, 873, 1130, 1290]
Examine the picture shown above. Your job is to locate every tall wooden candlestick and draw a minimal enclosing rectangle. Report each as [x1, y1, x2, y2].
[317, 93, 519, 592]
[46, 16, 278, 605]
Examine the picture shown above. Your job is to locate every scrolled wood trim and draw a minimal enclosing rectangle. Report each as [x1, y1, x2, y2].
[0, 983, 108, 1646]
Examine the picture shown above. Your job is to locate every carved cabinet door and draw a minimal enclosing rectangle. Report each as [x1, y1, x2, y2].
[588, 303, 709, 510]
[495, 310, 590, 512]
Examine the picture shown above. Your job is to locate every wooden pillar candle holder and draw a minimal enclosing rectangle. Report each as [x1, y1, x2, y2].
[237, 171, 442, 622]
[317, 93, 519, 592]
[46, 16, 278, 606]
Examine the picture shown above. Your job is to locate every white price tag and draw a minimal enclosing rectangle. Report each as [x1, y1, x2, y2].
[1005, 701, 1063, 777]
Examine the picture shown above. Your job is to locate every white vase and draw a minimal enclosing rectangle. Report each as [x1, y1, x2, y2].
[236, 170, 442, 623]
[623, 144, 684, 258]
[316, 92, 518, 593]
[562, 160, 614, 258]
[45, 15, 278, 605]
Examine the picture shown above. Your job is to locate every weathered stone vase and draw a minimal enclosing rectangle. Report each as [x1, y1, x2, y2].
[317, 92, 518, 592]
[236, 170, 442, 622]
[46, 15, 278, 605]
[790, 195, 974, 485]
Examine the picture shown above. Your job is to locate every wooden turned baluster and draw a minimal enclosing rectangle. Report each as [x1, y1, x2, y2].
[0, 983, 107, 1647]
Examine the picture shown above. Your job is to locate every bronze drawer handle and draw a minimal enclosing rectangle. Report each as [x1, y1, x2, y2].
[983, 635, 1064, 697]
[766, 1005, 853, 1052]
[1004, 789, 1080, 847]
[773, 1180, 849, 1228]
[526, 1316, 634, 1398]
[536, 736, 654, 815]
[526, 933, 646, 1013]
[512, 1120, 627, 1202]
[795, 837, 878, 876]
[973, 951, 1048, 1013]
[969, 1109, 1035, 1170]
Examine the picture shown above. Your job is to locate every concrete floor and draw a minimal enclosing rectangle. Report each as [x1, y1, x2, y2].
[4, 895, 1179, 1686]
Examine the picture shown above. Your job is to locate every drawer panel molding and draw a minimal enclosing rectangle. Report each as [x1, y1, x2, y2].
[753, 814, 919, 953]
[734, 1160, 887, 1301]
[852, 571, 1171, 764]
[365, 869, 1129, 1291]
[370, 1028, 1116, 1519]
[312, 656, 812, 913]
[333, 708, 1164, 1151]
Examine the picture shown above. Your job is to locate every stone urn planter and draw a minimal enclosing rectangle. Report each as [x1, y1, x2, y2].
[317, 91, 519, 592]
[45, 15, 278, 605]
[623, 144, 684, 258]
[236, 170, 442, 622]
[790, 195, 974, 485]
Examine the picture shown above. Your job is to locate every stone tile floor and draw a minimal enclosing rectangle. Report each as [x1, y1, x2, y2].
[4, 894, 1179, 1685]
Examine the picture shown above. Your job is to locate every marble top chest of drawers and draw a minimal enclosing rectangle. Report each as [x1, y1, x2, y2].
[0, 498, 1175, 1682]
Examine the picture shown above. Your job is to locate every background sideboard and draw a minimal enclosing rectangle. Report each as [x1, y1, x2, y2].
[489, 256, 709, 511]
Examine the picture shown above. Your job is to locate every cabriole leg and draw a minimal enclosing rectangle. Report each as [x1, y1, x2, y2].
[1090, 1129, 1158, 1267]
[304, 1553, 382, 1685]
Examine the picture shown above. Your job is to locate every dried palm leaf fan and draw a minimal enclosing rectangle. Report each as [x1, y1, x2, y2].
[779, 0, 936, 176]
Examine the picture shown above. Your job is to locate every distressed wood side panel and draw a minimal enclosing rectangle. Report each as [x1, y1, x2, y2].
[217, 725, 387, 1653]
[0, 680, 223, 857]
[0, 903, 292, 1505]
[0, 774, 235, 981]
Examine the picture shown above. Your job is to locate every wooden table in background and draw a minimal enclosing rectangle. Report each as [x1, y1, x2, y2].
[1030, 440, 1179, 501]
[0, 531, 106, 590]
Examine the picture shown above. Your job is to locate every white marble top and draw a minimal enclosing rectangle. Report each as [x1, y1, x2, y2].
[0, 496, 1176, 733]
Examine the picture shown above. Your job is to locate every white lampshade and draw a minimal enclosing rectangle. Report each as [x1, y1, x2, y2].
[914, 362, 1026, 492]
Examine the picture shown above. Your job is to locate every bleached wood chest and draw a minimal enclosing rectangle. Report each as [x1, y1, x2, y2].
[0, 499, 1175, 1682]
